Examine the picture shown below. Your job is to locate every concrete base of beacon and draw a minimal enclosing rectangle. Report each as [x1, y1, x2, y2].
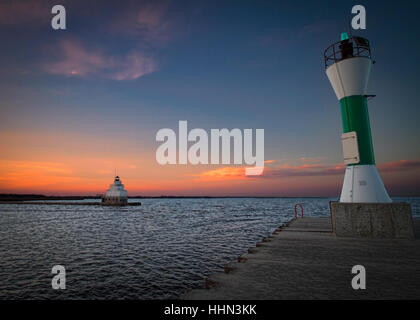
[330, 202, 415, 239]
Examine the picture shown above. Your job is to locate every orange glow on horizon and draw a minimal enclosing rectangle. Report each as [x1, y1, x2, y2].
[0, 132, 419, 196]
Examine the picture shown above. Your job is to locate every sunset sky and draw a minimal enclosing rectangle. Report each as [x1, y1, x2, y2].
[0, 0, 419, 196]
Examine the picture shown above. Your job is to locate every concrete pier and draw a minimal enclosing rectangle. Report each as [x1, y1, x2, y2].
[330, 202, 414, 239]
[183, 217, 420, 299]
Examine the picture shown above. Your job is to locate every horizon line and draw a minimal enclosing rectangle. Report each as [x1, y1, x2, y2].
[1, 193, 419, 199]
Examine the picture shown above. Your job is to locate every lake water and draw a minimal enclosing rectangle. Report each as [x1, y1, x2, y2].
[0, 197, 419, 299]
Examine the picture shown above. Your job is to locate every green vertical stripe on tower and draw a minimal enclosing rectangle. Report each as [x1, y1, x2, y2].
[340, 95, 375, 165]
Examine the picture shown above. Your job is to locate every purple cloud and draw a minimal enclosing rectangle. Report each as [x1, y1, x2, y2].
[251, 159, 420, 179]
[44, 38, 157, 80]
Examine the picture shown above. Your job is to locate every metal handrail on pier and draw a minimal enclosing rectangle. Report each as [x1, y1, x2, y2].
[294, 203, 303, 219]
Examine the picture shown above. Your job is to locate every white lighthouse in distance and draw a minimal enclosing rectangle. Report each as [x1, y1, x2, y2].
[102, 176, 128, 206]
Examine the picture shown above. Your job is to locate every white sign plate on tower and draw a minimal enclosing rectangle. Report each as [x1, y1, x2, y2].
[341, 131, 360, 165]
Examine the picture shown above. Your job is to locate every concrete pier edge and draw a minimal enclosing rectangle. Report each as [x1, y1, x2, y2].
[182, 216, 420, 299]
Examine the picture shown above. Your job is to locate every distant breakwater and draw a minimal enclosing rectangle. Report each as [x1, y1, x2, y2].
[0, 201, 141, 206]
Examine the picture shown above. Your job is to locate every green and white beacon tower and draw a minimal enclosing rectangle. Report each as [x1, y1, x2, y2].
[324, 34, 391, 203]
